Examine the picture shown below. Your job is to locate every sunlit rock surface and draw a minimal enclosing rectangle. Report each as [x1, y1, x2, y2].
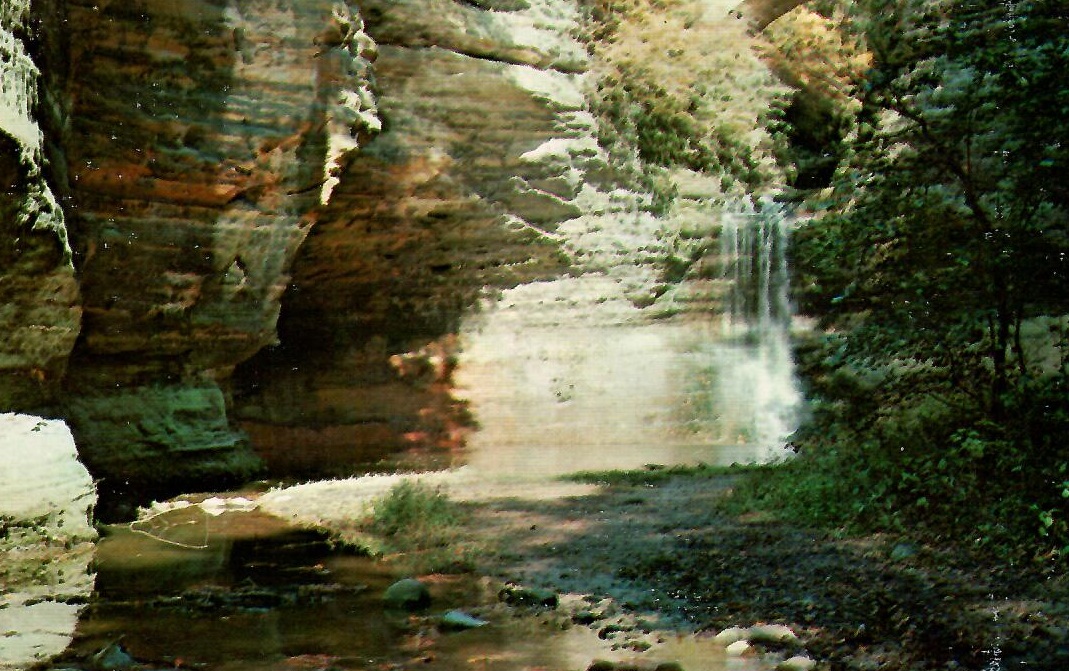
[0, 414, 96, 670]
[2, 0, 804, 503]
[55, 0, 378, 505]
[230, 0, 590, 473]
[0, 0, 81, 410]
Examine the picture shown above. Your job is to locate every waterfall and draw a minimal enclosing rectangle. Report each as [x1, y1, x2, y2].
[720, 202, 792, 334]
[713, 201, 801, 452]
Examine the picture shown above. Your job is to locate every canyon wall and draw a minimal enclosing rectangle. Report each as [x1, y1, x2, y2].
[55, 0, 383, 512]
[2, 0, 800, 512]
[3, 0, 602, 509]
[0, 0, 80, 410]
[231, 0, 591, 476]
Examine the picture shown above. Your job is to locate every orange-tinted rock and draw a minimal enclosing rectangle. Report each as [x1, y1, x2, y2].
[231, 3, 590, 474]
[55, 0, 376, 508]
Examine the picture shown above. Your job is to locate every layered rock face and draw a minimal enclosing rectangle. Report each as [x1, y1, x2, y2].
[3, 0, 802, 511]
[0, 0, 80, 410]
[3, 0, 600, 498]
[231, 0, 588, 475]
[55, 0, 377, 510]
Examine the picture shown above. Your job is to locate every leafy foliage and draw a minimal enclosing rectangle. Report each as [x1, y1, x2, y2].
[578, 0, 790, 209]
[591, 65, 768, 192]
[751, 0, 1069, 562]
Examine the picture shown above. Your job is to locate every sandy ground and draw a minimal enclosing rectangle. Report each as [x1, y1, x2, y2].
[257, 464, 1069, 670]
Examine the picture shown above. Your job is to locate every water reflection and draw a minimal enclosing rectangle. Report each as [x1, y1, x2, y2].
[50, 504, 768, 671]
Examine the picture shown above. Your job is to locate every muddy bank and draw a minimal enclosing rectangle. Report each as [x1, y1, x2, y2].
[457, 470, 1069, 671]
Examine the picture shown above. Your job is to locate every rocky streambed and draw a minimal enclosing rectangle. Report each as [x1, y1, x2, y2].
[36, 484, 778, 671]
[9, 443, 1068, 671]
[458, 471, 1069, 671]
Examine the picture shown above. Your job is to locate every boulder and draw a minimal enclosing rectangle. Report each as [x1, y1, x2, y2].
[777, 655, 817, 671]
[383, 578, 431, 610]
[440, 609, 489, 630]
[749, 623, 799, 644]
[0, 414, 97, 670]
[712, 626, 749, 646]
[498, 584, 559, 608]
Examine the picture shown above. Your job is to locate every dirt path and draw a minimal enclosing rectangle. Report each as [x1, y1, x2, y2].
[459, 471, 1069, 671]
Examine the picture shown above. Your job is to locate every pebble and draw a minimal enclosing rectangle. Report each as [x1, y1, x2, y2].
[383, 578, 431, 610]
[440, 609, 489, 630]
[712, 626, 749, 646]
[889, 543, 918, 561]
[88, 643, 136, 671]
[777, 655, 817, 671]
[749, 624, 799, 644]
[725, 640, 752, 656]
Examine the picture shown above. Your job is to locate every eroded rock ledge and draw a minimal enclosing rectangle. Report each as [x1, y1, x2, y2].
[0, 0, 603, 511]
[3, 0, 791, 513]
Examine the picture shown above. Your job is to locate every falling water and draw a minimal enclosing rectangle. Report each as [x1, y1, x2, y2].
[712, 200, 800, 449]
[720, 202, 792, 333]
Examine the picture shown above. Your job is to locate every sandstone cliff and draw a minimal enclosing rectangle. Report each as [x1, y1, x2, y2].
[0, 0, 80, 410]
[1, 0, 817, 514]
[231, 0, 590, 477]
[57, 0, 380, 511]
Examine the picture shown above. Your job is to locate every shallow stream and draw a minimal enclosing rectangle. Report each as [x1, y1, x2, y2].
[47, 503, 770, 671]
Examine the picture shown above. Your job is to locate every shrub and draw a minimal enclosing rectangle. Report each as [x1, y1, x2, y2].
[350, 480, 476, 573]
[728, 337, 1069, 565]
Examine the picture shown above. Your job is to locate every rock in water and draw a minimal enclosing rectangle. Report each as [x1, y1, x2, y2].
[88, 643, 136, 671]
[383, 578, 431, 610]
[498, 584, 559, 608]
[440, 609, 489, 630]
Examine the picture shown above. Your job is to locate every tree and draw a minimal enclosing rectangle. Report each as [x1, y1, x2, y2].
[789, 0, 1069, 554]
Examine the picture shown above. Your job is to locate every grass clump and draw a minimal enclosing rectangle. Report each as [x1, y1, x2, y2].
[368, 480, 461, 539]
[350, 480, 477, 573]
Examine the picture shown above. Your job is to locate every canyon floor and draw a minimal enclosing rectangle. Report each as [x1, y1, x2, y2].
[37, 466, 1069, 671]
[453, 469, 1069, 671]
